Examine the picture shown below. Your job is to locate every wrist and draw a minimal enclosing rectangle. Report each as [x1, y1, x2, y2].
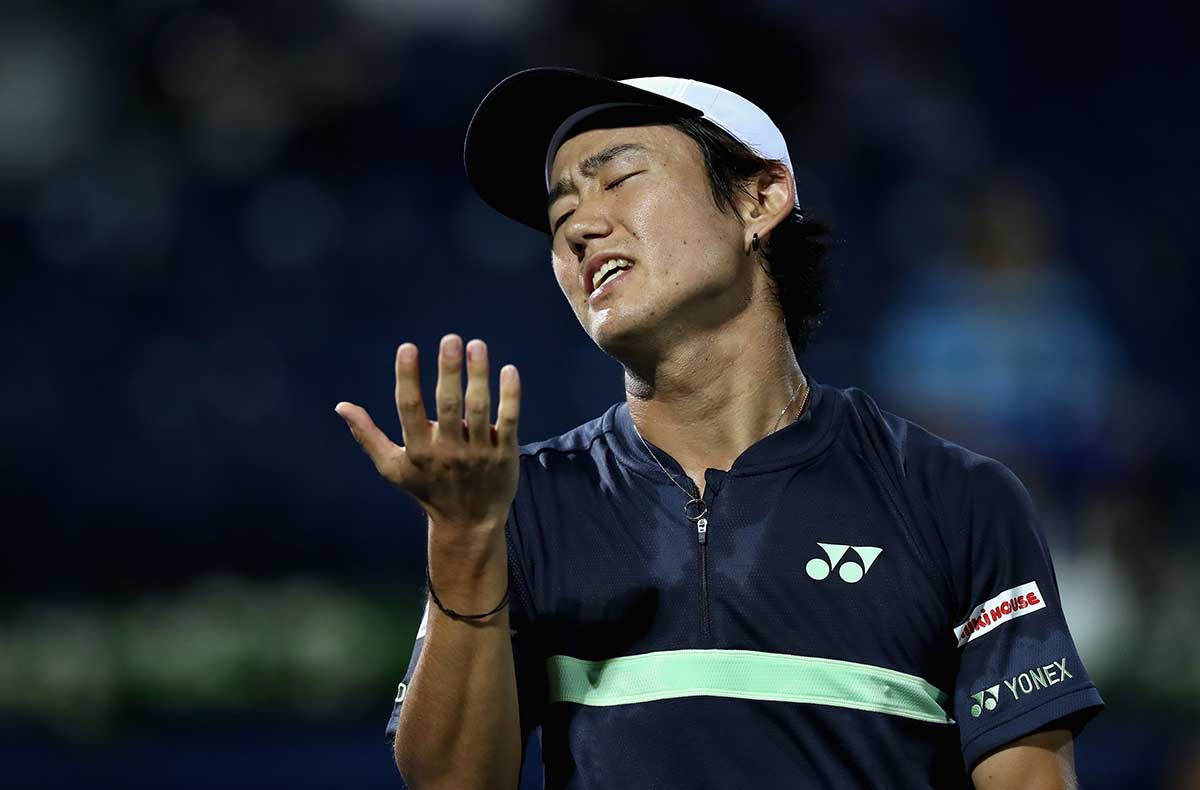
[428, 513, 506, 560]
[426, 515, 508, 605]
[426, 564, 509, 623]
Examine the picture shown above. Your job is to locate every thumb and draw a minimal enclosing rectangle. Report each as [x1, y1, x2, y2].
[334, 401, 359, 436]
[335, 401, 396, 469]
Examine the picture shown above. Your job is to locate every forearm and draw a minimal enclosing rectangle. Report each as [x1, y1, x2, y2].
[971, 729, 1076, 790]
[393, 520, 522, 790]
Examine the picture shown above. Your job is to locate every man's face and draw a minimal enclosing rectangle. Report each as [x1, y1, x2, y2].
[547, 124, 751, 358]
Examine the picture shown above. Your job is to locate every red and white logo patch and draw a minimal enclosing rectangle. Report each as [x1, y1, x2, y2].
[952, 581, 1047, 647]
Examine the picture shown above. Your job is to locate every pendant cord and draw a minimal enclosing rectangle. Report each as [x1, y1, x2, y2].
[631, 373, 810, 522]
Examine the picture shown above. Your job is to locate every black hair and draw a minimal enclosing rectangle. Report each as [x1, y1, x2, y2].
[667, 116, 833, 355]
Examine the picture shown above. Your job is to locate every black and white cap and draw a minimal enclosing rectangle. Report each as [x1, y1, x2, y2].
[464, 67, 798, 234]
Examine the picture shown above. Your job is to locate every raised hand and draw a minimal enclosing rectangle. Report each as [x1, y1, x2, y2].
[335, 334, 521, 530]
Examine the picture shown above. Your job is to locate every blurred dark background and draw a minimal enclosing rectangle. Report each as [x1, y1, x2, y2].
[2, 0, 1197, 787]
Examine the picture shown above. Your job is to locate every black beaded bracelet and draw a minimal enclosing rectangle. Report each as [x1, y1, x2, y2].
[425, 566, 510, 621]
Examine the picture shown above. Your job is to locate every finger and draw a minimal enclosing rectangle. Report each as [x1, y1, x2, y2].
[435, 333, 464, 443]
[464, 339, 491, 444]
[394, 343, 431, 451]
[335, 401, 401, 473]
[495, 364, 520, 448]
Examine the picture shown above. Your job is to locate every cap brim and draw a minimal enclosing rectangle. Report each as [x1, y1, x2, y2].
[464, 67, 701, 234]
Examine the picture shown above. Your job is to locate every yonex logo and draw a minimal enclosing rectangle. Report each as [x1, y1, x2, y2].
[968, 658, 1072, 718]
[805, 543, 883, 583]
[969, 685, 1000, 717]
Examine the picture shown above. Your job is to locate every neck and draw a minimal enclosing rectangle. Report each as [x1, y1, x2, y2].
[623, 307, 806, 488]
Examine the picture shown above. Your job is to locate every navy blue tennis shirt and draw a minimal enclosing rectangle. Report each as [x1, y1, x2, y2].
[386, 378, 1103, 788]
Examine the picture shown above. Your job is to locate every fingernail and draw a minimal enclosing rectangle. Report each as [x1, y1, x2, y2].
[445, 335, 462, 354]
[398, 344, 415, 362]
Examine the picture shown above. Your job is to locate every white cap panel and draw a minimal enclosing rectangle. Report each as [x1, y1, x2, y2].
[546, 75, 799, 207]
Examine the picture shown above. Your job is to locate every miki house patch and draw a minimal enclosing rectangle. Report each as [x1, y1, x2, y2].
[952, 581, 1046, 648]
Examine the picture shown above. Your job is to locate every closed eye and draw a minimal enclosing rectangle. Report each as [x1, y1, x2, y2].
[552, 171, 645, 235]
[552, 210, 573, 234]
[606, 170, 643, 190]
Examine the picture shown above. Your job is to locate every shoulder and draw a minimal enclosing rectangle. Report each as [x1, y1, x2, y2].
[830, 384, 1031, 528]
[505, 404, 623, 578]
[513, 402, 623, 484]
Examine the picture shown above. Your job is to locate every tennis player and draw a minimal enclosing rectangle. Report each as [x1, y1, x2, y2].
[336, 68, 1103, 789]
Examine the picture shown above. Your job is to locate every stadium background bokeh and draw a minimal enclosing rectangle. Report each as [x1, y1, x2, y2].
[2, 1, 1197, 787]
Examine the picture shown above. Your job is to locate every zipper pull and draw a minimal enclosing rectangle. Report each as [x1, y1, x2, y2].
[696, 516, 708, 545]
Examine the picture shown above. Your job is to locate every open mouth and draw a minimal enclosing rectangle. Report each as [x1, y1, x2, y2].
[590, 258, 634, 294]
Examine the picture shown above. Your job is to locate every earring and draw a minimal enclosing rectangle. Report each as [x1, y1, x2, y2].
[751, 233, 760, 252]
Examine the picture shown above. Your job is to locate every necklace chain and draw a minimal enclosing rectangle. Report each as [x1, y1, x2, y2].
[632, 374, 810, 523]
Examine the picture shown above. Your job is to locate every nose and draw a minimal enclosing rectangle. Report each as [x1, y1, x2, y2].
[562, 200, 613, 260]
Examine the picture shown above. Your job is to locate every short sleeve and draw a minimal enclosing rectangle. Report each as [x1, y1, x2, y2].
[383, 597, 429, 744]
[384, 507, 546, 784]
[947, 458, 1103, 771]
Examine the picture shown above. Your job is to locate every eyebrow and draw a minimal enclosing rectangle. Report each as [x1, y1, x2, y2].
[547, 143, 648, 208]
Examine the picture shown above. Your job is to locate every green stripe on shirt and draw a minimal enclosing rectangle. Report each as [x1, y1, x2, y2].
[547, 648, 954, 724]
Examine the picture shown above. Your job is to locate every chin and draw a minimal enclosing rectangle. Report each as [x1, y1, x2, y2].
[585, 305, 653, 357]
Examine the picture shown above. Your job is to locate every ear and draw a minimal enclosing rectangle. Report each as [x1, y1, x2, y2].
[737, 163, 794, 252]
